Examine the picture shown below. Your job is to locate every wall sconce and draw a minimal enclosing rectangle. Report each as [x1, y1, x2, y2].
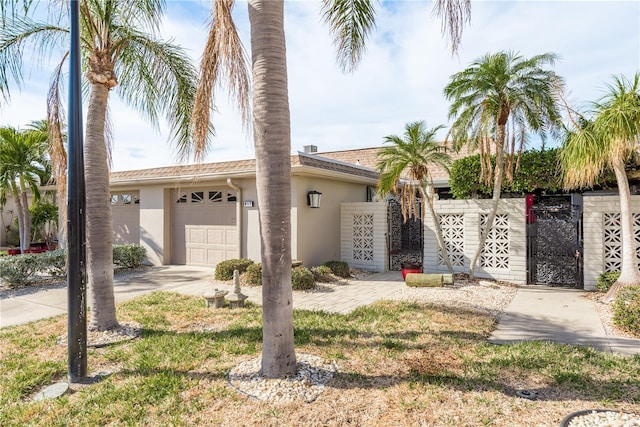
[307, 190, 322, 208]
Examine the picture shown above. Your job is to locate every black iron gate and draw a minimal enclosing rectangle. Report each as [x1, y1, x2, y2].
[387, 198, 424, 270]
[526, 195, 583, 288]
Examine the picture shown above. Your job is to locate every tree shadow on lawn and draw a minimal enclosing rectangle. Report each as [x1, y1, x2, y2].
[128, 311, 639, 406]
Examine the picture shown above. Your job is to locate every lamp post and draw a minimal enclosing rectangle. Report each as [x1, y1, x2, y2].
[67, 0, 87, 383]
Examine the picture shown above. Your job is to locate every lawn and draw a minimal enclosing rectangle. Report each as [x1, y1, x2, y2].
[1, 292, 639, 426]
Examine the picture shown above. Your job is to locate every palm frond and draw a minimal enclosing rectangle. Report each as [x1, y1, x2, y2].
[321, 0, 376, 73]
[193, 0, 250, 159]
[432, 0, 471, 55]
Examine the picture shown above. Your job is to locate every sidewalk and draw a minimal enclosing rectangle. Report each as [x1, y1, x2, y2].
[2, 266, 639, 356]
[489, 285, 640, 356]
[0, 266, 405, 328]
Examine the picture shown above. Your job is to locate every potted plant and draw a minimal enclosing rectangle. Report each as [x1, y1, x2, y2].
[401, 262, 422, 280]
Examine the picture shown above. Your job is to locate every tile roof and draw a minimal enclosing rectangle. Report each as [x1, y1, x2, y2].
[110, 153, 379, 184]
[109, 144, 475, 186]
[314, 144, 477, 184]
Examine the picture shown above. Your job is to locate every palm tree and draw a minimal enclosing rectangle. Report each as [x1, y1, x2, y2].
[0, 126, 48, 252]
[1, 0, 205, 330]
[444, 51, 563, 278]
[561, 73, 640, 301]
[194, 0, 471, 378]
[376, 121, 454, 273]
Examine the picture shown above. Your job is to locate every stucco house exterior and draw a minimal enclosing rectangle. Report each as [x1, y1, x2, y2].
[107, 150, 380, 269]
[2, 145, 638, 291]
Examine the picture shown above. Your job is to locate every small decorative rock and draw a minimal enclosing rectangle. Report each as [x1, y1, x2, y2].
[227, 270, 247, 309]
[32, 382, 69, 401]
[204, 288, 228, 308]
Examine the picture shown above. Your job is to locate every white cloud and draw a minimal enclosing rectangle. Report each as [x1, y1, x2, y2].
[1, 0, 639, 171]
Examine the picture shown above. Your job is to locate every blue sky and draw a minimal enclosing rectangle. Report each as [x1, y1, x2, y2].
[1, 0, 639, 172]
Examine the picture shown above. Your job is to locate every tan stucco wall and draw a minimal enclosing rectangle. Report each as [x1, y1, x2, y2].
[293, 176, 370, 268]
[139, 186, 168, 265]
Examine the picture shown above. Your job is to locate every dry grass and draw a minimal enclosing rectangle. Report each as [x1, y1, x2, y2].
[1, 292, 639, 427]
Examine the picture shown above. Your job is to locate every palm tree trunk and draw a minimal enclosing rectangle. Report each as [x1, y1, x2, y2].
[11, 183, 27, 252]
[248, 0, 297, 378]
[422, 187, 454, 274]
[470, 126, 506, 278]
[85, 83, 118, 331]
[604, 158, 640, 302]
[19, 177, 31, 250]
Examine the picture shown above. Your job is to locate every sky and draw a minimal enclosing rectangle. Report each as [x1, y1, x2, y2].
[1, 0, 639, 172]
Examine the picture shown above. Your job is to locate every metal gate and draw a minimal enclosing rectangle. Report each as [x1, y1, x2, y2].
[526, 195, 583, 287]
[387, 198, 424, 270]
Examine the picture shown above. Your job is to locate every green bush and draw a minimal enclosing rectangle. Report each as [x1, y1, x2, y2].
[244, 263, 262, 285]
[596, 271, 621, 293]
[613, 286, 640, 336]
[324, 260, 350, 278]
[40, 249, 66, 277]
[214, 258, 255, 281]
[0, 253, 44, 287]
[113, 244, 147, 269]
[292, 266, 315, 291]
[311, 265, 334, 282]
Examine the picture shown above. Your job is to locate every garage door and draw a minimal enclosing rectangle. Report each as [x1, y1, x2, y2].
[185, 225, 238, 266]
[172, 188, 238, 266]
[111, 191, 140, 244]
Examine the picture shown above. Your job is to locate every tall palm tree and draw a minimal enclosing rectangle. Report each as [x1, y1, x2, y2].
[1, 0, 205, 330]
[194, 0, 471, 378]
[0, 126, 48, 252]
[376, 121, 454, 273]
[444, 51, 563, 278]
[561, 73, 640, 301]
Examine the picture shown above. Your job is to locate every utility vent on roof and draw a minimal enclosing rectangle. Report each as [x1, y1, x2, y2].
[303, 145, 318, 153]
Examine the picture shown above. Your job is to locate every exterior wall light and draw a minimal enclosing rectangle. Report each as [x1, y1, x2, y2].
[307, 190, 322, 208]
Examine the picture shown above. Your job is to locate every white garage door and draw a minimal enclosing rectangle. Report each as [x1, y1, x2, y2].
[111, 191, 140, 244]
[172, 188, 238, 266]
[185, 225, 238, 266]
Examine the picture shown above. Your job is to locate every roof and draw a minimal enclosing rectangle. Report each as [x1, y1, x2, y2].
[315, 145, 476, 185]
[109, 144, 476, 187]
[110, 152, 379, 186]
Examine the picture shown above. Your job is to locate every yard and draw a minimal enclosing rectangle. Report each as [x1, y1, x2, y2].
[1, 291, 639, 426]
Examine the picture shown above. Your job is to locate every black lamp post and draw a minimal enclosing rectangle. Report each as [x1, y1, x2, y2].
[67, 0, 87, 383]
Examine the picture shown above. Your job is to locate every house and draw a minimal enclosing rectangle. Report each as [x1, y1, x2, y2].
[107, 149, 380, 268]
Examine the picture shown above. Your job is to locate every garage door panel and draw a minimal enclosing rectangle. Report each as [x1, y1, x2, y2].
[184, 225, 238, 267]
[188, 228, 206, 244]
[207, 229, 225, 245]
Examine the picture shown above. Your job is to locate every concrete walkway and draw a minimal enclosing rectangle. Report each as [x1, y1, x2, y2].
[489, 285, 640, 356]
[2, 266, 639, 356]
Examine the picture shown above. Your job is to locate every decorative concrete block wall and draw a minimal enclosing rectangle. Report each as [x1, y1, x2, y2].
[582, 195, 640, 290]
[341, 202, 387, 271]
[424, 198, 527, 284]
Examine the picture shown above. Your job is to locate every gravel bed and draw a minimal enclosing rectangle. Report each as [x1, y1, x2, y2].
[227, 353, 336, 403]
[57, 321, 142, 347]
[562, 409, 640, 426]
[389, 276, 518, 317]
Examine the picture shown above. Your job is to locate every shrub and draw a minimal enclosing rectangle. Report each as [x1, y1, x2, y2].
[596, 271, 620, 293]
[0, 253, 43, 287]
[292, 266, 315, 291]
[311, 265, 334, 282]
[324, 260, 350, 278]
[40, 249, 67, 277]
[113, 244, 147, 269]
[245, 263, 262, 285]
[613, 286, 640, 336]
[215, 258, 255, 281]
